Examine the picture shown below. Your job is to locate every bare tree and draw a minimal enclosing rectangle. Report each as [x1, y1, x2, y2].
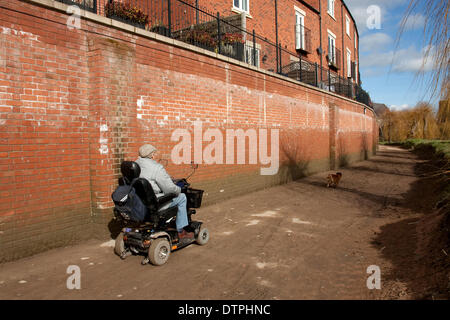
[398, 0, 449, 98]
[380, 103, 440, 141]
[437, 90, 450, 139]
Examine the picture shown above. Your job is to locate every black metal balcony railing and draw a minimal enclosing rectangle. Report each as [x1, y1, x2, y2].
[327, 47, 341, 70]
[281, 59, 317, 87]
[295, 24, 312, 54]
[54, 0, 371, 107]
[58, 0, 97, 13]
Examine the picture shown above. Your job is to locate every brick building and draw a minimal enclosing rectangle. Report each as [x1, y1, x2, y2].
[65, 0, 363, 99]
[83, 0, 361, 92]
[193, 0, 359, 84]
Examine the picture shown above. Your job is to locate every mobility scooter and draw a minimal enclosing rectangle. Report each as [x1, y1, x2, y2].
[112, 161, 209, 266]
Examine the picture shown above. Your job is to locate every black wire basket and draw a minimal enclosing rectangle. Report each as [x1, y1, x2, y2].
[186, 188, 204, 209]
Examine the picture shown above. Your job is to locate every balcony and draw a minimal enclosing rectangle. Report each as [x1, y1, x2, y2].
[294, 24, 312, 54]
[57, 0, 97, 13]
[326, 47, 341, 70]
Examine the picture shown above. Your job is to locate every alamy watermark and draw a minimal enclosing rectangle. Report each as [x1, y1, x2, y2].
[366, 5, 382, 30]
[66, 5, 81, 30]
[170, 121, 279, 175]
[366, 265, 381, 290]
[66, 265, 81, 290]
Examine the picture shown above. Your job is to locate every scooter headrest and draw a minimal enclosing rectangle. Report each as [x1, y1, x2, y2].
[121, 161, 141, 184]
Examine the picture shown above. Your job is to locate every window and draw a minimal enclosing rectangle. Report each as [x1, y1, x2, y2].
[245, 40, 260, 68]
[346, 16, 350, 36]
[354, 31, 357, 50]
[327, 0, 335, 18]
[295, 10, 305, 50]
[328, 32, 336, 64]
[346, 49, 351, 78]
[233, 0, 249, 13]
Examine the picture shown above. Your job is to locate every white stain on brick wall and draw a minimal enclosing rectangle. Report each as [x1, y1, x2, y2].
[258, 75, 267, 125]
[99, 124, 109, 154]
[97, 203, 110, 210]
[99, 144, 108, 154]
[225, 66, 231, 124]
[137, 96, 144, 119]
[337, 109, 374, 133]
[1, 27, 39, 42]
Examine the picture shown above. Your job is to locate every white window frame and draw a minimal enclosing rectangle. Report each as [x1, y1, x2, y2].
[354, 31, 357, 50]
[295, 7, 306, 51]
[327, 30, 337, 64]
[245, 40, 260, 68]
[327, 0, 335, 18]
[233, 0, 249, 13]
[345, 15, 350, 37]
[348, 52, 352, 79]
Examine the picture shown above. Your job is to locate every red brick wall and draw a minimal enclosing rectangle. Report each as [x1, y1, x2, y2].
[0, 0, 375, 262]
[304, 0, 319, 11]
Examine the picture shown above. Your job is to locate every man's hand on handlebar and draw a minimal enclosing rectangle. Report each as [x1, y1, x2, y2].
[172, 178, 188, 188]
[176, 180, 185, 188]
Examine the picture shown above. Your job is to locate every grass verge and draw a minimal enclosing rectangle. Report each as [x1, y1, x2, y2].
[381, 139, 450, 298]
[395, 140, 449, 208]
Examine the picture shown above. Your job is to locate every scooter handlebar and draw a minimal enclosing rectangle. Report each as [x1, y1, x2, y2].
[173, 178, 189, 188]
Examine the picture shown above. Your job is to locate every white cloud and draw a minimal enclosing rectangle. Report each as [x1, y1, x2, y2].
[350, 7, 372, 33]
[345, 0, 408, 33]
[346, 0, 408, 9]
[360, 45, 436, 73]
[391, 45, 436, 72]
[389, 104, 411, 111]
[360, 33, 393, 52]
[399, 13, 426, 31]
[360, 50, 395, 68]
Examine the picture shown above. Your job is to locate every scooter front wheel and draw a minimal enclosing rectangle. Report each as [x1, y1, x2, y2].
[196, 226, 209, 245]
[148, 238, 171, 266]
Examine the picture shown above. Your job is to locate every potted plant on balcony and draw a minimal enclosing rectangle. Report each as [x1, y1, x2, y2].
[179, 29, 217, 52]
[149, 20, 169, 37]
[219, 32, 245, 61]
[105, 1, 149, 29]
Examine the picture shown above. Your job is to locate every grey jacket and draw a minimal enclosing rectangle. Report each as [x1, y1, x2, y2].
[135, 157, 181, 198]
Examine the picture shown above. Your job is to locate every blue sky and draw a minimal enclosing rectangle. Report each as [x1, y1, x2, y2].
[345, 0, 438, 111]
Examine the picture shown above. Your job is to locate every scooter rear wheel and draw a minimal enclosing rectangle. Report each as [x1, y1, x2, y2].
[148, 238, 171, 266]
[114, 232, 126, 257]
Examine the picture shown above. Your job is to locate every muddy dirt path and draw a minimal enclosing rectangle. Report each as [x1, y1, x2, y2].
[0, 145, 435, 299]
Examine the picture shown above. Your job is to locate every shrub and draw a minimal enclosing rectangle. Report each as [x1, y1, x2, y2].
[105, 1, 149, 26]
[221, 32, 244, 45]
[180, 29, 217, 48]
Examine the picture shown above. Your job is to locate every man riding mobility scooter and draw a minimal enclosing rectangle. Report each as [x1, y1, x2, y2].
[112, 161, 209, 266]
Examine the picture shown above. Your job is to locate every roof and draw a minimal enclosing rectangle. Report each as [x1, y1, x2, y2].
[372, 103, 389, 116]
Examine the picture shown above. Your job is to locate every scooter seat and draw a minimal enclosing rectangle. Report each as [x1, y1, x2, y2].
[119, 161, 178, 224]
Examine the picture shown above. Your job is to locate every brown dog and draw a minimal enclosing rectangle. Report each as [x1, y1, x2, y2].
[326, 172, 342, 188]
